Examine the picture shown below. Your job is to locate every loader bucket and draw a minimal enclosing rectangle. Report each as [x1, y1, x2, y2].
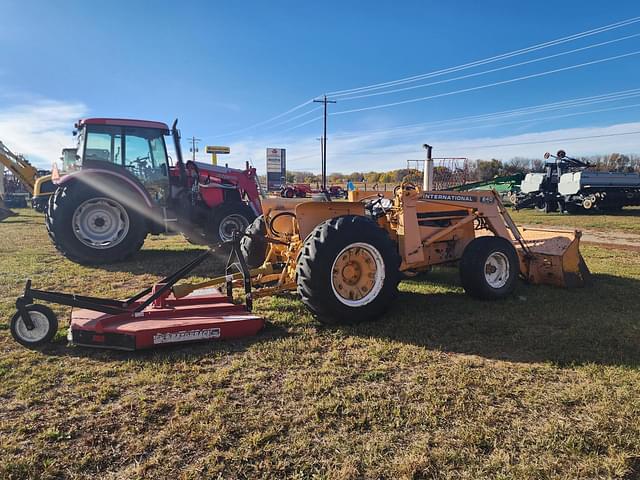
[518, 228, 591, 288]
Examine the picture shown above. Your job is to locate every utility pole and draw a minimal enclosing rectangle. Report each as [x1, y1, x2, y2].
[313, 95, 336, 190]
[188, 136, 201, 162]
[316, 137, 324, 189]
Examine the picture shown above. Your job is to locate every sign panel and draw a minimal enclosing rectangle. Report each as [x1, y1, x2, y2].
[266, 148, 286, 191]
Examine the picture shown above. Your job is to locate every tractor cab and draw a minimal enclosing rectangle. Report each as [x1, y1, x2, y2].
[74, 118, 173, 204]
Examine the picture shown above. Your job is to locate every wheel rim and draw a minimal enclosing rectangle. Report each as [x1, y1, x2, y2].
[218, 214, 249, 242]
[72, 198, 130, 249]
[14, 311, 50, 343]
[331, 242, 385, 307]
[484, 251, 510, 289]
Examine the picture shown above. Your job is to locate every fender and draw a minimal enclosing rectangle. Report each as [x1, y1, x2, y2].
[55, 168, 155, 209]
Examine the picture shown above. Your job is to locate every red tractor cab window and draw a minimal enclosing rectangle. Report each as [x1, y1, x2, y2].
[81, 124, 169, 180]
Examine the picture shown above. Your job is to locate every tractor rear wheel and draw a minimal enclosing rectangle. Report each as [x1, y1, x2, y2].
[459, 236, 518, 300]
[46, 184, 147, 265]
[296, 215, 401, 325]
[209, 201, 256, 243]
[241, 215, 268, 268]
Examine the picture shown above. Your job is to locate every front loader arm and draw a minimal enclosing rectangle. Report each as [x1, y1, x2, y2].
[0, 141, 38, 193]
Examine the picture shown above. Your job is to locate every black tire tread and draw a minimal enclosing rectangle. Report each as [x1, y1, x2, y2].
[241, 215, 268, 269]
[209, 201, 256, 243]
[45, 183, 146, 265]
[295, 215, 401, 325]
[459, 236, 518, 300]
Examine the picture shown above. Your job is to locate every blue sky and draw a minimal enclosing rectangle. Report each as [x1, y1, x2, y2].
[1, 0, 640, 172]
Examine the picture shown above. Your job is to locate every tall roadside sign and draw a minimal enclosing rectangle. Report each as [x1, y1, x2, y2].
[266, 148, 286, 191]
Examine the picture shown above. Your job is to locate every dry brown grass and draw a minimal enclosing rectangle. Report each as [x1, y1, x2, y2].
[1, 209, 640, 479]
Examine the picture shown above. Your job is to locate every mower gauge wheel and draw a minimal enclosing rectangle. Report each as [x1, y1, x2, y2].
[10, 304, 58, 348]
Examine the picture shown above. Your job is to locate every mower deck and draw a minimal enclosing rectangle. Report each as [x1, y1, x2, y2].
[69, 288, 263, 350]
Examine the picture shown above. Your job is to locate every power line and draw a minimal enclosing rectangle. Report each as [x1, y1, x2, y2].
[331, 50, 640, 116]
[327, 16, 640, 97]
[343, 130, 640, 156]
[213, 98, 316, 138]
[231, 88, 640, 161]
[209, 16, 640, 140]
[331, 87, 640, 139]
[263, 105, 322, 129]
[337, 33, 640, 102]
[445, 130, 640, 151]
[287, 110, 640, 165]
[373, 102, 640, 142]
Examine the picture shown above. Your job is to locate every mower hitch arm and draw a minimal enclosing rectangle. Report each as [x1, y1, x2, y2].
[17, 279, 129, 317]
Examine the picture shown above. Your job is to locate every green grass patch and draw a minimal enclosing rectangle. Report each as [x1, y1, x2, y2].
[1, 209, 640, 478]
[511, 205, 640, 234]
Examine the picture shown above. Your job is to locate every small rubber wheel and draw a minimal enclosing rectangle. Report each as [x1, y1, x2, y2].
[241, 215, 268, 269]
[459, 237, 518, 300]
[10, 304, 58, 348]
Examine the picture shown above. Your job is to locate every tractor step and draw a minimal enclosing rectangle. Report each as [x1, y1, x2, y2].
[69, 288, 264, 350]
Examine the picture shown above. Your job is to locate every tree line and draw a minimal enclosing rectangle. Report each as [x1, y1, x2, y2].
[275, 153, 640, 185]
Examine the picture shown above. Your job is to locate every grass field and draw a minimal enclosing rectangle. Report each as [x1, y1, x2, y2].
[510, 206, 640, 234]
[1, 209, 640, 479]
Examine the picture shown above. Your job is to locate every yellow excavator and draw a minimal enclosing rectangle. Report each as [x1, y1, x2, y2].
[0, 141, 38, 220]
[0, 140, 60, 218]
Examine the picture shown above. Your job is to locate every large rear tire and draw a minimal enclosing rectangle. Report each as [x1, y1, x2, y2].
[241, 215, 268, 269]
[46, 184, 147, 265]
[209, 201, 256, 243]
[459, 236, 518, 300]
[296, 215, 401, 325]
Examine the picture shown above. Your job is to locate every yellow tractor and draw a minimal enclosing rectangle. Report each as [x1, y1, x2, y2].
[174, 180, 590, 324]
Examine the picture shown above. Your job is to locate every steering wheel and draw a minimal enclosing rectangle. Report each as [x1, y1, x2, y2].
[134, 155, 150, 167]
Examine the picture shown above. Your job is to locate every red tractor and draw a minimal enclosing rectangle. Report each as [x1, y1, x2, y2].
[280, 183, 312, 198]
[280, 183, 346, 199]
[46, 118, 261, 265]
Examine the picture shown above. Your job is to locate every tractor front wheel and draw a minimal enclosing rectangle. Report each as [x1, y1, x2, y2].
[46, 184, 147, 265]
[210, 202, 255, 243]
[459, 236, 518, 300]
[296, 215, 401, 325]
[241, 215, 268, 268]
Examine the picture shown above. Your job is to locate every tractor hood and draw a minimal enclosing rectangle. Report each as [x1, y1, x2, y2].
[193, 161, 254, 178]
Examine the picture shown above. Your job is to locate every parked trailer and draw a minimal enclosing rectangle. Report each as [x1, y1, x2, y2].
[516, 150, 640, 213]
[558, 171, 640, 212]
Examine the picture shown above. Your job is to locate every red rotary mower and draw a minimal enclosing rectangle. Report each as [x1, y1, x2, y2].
[10, 237, 263, 350]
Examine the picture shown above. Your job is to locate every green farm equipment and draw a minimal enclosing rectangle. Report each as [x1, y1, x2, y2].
[450, 173, 523, 205]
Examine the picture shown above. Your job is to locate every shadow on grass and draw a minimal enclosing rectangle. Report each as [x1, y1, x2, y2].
[339, 272, 640, 367]
[99, 248, 230, 277]
[3, 217, 44, 226]
[38, 321, 290, 362]
[571, 209, 640, 218]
